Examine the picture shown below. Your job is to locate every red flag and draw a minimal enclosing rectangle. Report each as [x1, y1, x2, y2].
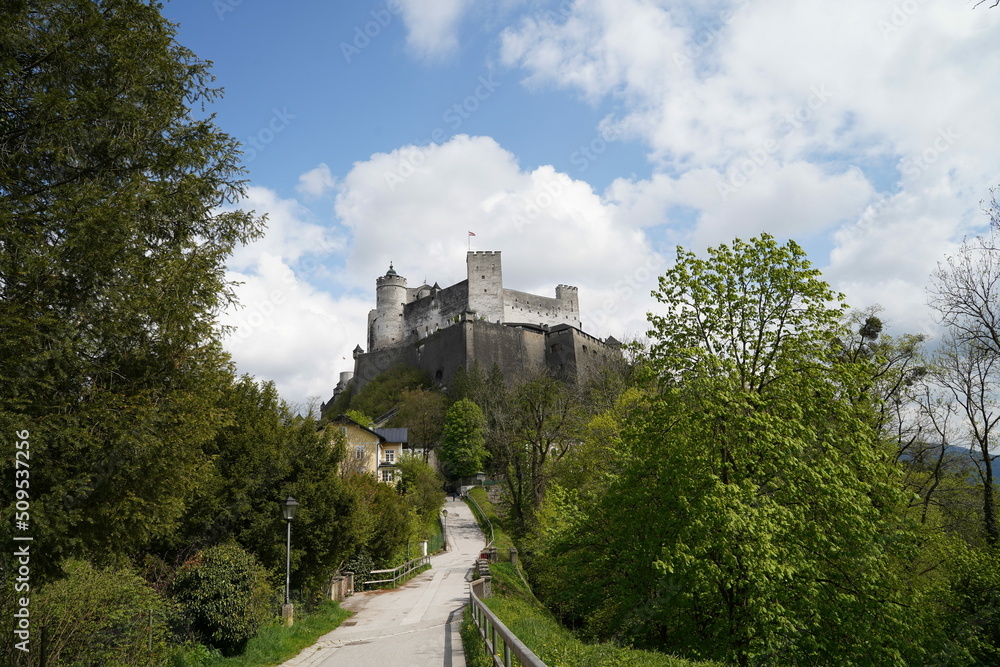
[468, 231, 476, 236]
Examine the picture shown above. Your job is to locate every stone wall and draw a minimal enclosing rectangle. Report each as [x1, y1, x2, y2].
[402, 280, 469, 341]
[502, 287, 580, 329]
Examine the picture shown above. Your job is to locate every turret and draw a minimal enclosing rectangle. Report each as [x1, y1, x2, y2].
[556, 285, 581, 328]
[374, 263, 407, 349]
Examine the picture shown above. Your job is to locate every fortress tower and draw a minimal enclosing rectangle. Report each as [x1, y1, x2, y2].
[371, 263, 407, 350]
[466, 251, 505, 324]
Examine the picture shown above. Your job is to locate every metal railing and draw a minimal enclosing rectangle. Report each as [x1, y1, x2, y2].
[469, 577, 546, 667]
[367, 554, 431, 588]
[465, 490, 495, 550]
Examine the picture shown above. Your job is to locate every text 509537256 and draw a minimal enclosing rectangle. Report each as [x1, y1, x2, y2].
[13, 429, 32, 653]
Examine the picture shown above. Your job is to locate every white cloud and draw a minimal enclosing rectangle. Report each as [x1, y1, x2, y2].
[226, 186, 343, 273]
[334, 134, 661, 338]
[500, 0, 1000, 337]
[397, 0, 475, 60]
[296, 163, 337, 198]
[220, 184, 357, 410]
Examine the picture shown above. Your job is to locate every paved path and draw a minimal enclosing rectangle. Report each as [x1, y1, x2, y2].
[281, 497, 483, 667]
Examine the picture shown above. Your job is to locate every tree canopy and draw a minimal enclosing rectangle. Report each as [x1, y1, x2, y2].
[530, 235, 954, 665]
[0, 0, 263, 578]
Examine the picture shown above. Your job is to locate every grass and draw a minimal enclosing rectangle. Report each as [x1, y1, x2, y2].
[466, 487, 515, 553]
[464, 491, 719, 667]
[169, 601, 352, 667]
[461, 605, 494, 667]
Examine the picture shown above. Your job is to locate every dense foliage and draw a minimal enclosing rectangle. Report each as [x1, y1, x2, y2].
[0, 2, 433, 663]
[0, 0, 262, 578]
[438, 398, 488, 479]
[521, 236, 999, 665]
[171, 544, 275, 656]
[31, 560, 173, 666]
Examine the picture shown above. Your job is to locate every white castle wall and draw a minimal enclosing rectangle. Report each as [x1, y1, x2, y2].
[367, 252, 581, 352]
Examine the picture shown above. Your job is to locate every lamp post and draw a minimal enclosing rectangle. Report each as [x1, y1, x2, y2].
[441, 508, 448, 551]
[281, 496, 299, 626]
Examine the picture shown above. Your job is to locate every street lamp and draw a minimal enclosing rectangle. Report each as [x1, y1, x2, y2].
[441, 508, 448, 550]
[281, 496, 299, 626]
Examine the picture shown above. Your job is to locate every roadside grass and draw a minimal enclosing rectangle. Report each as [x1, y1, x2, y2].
[465, 491, 719, 667]
[168, 600, 352, 667]
[466, 487, 514, 553]
[461, 605, 494, 667]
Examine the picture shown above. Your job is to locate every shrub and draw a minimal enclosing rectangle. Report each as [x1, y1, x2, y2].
[343, 550, 374, 591]
[31, 559, 172, 666]
[171, 544, 274, 655]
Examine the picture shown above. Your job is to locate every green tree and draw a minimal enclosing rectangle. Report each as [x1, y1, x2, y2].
[172, 377, 362, 596]
[438, 398, 488, 479]
[342, 473, 410, 568]
[172, 544, 274, 656]
[533, 236, 949, 665]
[337, 364, 430, 422]
[0, 0, 262, 578]
[390, 387, 447, 461]
[395, 453, 446, 524]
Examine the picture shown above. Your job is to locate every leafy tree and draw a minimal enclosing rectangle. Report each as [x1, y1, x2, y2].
[171, 377, 362, 596]
[390, 387, 447, 460]
[0, 0, 262, 578]
[451, 363, 585, 531]
[337, 364, 430, 422]
[342, 473, 410, 568]
[18, 560, 173, 666]
[533, 236, 948, 665]
[438, 398, 488, 479]
[510, 375, 584, 514]
[344, 409, 374, 428]
[395, 453, 446, 524]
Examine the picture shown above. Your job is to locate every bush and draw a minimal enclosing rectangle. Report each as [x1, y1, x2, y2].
[171, 544, 275, 656]
[29, 559, 172, 666]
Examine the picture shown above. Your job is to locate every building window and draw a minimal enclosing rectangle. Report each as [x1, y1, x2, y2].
[381, 469, 394, 483]
[354, 446, 365, 460]
[385, 449, 395, 463]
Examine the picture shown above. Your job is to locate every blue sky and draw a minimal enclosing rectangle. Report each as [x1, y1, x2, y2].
[161, 1, 1000, 409]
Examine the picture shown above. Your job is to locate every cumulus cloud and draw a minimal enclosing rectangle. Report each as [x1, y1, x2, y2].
[397, 0, 475, 60]
[296, 163, 337, 198]
[219, 185, 360, 410]
[500, 0, 1000, 336]
[334, 134, 661, 338]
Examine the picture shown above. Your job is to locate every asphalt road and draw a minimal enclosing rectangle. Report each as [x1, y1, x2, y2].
[281, 497, 484, 667]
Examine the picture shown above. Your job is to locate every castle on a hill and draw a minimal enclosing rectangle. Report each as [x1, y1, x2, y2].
[325, 251, 619, 409]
